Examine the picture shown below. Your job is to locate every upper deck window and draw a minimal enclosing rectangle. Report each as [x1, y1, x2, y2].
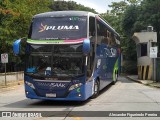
[29, 16, 87, 40]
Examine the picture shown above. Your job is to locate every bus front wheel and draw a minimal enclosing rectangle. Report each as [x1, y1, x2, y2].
[91, 80, 100, 99]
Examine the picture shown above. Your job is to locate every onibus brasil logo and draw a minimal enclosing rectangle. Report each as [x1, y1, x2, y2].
[39, 23, 79, 32]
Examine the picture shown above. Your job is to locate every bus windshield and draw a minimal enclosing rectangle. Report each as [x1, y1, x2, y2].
[29, 16, 87, 40]
[26, 44, 85, 79]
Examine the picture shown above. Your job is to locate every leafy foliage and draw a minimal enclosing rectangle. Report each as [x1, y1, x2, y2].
[0, 0, 50, 71]
[138, 0, 160, 46]
[108, 0, 160, 74]
[0, 0, 51, 71]
[103, 0, 140, 73]
[50, 1, 97, 13]
[122, 60, 137, 74]
[0, 0, 51, 45]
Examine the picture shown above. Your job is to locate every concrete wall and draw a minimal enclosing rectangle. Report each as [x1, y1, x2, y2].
[132, 31, 157, 80]
[137, 57, 153, 80]
[0, 71, 24, 84]
[138, 56, 152, 66]
[133, 32, 157, 44]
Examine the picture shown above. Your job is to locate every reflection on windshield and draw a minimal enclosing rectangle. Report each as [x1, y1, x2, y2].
[26, 44, 84, 79]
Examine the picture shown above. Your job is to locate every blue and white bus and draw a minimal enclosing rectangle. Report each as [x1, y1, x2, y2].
[13, 11, 120, 101]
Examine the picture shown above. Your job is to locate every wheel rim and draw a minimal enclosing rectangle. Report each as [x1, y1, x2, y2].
[94, 82, 98, 94]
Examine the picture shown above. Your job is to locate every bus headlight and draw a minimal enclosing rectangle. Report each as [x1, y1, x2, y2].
[69, 83, 82, 91]
[25, 81, 35, 89]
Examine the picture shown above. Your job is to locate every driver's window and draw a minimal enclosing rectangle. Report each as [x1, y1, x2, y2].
[89, 17, 96, 42]
[87, 16, 96, 77]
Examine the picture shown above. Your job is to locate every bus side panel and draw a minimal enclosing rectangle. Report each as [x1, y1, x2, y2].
[84, 80, 94, 99]
[95, 44, 115, 90]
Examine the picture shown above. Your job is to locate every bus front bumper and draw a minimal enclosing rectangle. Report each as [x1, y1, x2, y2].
[25, 84, 88, 101]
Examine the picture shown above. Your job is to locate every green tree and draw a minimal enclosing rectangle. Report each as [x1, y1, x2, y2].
[138, 0, 160, 46]
[104, 0, 141, 74]
[101, 1, 128, 37]
[50, 1, 97, 13]
[122, 0, 160, 57]
[0, 0, 51, 45]
[0, 0, 51, 71]
[121, 4, 140, 63]
[109, 1, 128, 16]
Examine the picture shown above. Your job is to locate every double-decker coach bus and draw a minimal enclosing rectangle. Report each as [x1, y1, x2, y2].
[13, 11, 120, 101]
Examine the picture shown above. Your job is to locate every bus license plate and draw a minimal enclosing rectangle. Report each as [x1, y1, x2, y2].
[46, 93, 56, 97]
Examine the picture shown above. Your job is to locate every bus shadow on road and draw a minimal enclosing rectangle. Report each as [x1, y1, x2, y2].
[98, 82, 113, 97]
[30, 99, 90, 106]
[3, 98, 91, 108]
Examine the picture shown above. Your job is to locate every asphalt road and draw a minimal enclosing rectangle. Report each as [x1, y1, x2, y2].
[0, 76, 160, 120]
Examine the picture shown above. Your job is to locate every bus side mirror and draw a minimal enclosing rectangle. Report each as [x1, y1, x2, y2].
[13, 38, 27, 55]
[83, 39, 90, 55]
[13, 39, 21, 55]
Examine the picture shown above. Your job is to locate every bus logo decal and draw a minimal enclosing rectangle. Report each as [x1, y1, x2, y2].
[50, 83, 66, 88]
[104, 48, 117, 57]
[39, 23, 79, 32]
[37, 82, 66, 88]
[39, 23, 47, 32]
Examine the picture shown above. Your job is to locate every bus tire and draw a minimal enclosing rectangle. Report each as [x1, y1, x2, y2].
[116, 70, 118, 81]
[91, 79, 100, 99]
[113, 71, 118, 85]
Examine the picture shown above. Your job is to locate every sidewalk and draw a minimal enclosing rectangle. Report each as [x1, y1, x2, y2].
[0, 71, 24, 91]
[0, 80, 24, 93]
[127, 75, 160, 88]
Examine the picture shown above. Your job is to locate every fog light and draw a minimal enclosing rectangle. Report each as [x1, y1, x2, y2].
[26, 91, 29, 94]
[78, 94, 81, 97]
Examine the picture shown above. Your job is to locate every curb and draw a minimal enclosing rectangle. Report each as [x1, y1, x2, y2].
[126, 76, 142, 84]
[126, 76, 160, 89]
[146, 83, 160, 89]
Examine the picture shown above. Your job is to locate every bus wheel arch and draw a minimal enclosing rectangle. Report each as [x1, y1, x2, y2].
[91, 77, 100, 99]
